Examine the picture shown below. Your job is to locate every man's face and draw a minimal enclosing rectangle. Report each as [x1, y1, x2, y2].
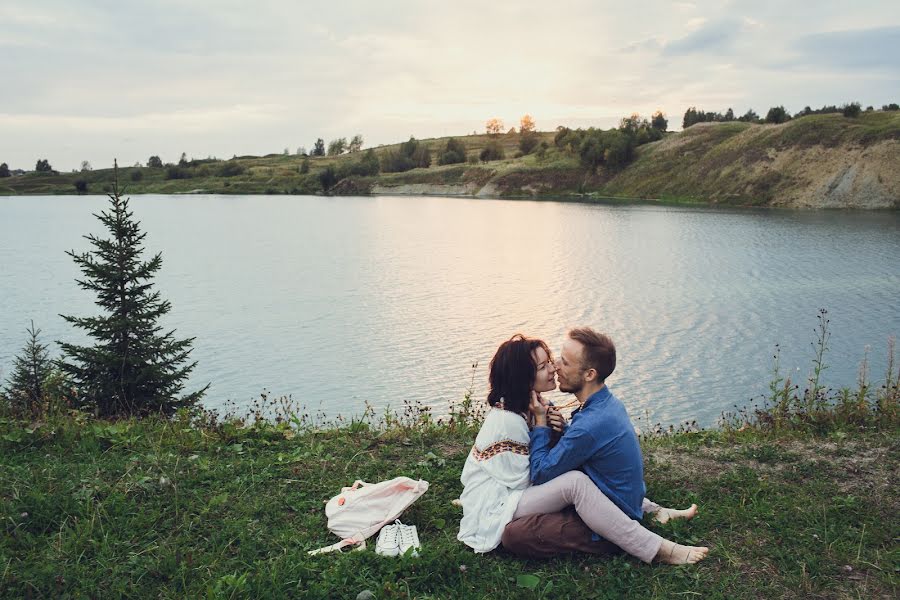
[556, 338, 586, 395]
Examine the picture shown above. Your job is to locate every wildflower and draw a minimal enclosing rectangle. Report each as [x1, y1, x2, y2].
[459, 564, 467, 573]
[159, 476, 171, 487]
[20, 512, 28, 518]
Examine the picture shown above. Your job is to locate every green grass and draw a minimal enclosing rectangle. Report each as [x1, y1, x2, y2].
[1, 401, 897, 599]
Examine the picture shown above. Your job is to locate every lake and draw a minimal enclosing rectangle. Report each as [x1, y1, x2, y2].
[1, 194, 898, 427]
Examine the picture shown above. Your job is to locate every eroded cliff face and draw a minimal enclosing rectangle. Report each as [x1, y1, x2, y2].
[601, 122, 900, 209]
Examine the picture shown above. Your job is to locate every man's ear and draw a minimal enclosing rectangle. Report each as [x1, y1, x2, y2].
[584, 368, 598, 383]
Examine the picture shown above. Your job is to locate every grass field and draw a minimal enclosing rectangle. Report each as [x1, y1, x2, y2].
[2, 389, 897, 599]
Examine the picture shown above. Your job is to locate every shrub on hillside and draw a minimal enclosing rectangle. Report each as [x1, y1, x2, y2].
[765, 106, 791, 124]
[437, 138, 467, 166]
[219, 162, 245, 177]
[381, 137, 431, 173]
[130, 170, 143, 182]
[841, 102, 862, 118]
[479, 141, 505, 162]
[74, 180, 88, 194]
[518, 132, 539, 155]
[165, 166, 192, 180]
[883, 103, 899, 111]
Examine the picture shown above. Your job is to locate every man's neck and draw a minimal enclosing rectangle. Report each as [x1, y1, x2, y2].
[576, 381, 606, 405]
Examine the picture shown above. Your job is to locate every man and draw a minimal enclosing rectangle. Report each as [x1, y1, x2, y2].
[501, 327, 706, 562]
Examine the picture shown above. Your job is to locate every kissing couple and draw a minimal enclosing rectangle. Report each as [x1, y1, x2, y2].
[457, 327, 709, 564]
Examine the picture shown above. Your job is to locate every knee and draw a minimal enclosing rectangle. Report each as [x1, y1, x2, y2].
[557, 470, 592, 500]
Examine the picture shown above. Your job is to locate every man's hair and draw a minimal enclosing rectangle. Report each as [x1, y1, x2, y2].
[487, 334, 552, 414]
[568, 327, 616, 382]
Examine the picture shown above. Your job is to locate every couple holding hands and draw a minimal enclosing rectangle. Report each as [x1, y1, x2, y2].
[457, 327, 709, 565]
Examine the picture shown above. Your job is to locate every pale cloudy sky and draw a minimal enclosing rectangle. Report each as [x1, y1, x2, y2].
[1, 0, 898, 171]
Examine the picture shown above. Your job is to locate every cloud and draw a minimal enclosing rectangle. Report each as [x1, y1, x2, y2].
[791, 26, 900, 72]
[663, 18, 745, 56]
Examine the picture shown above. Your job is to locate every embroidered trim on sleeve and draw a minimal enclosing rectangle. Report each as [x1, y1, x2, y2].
[471, 439, 529, 461]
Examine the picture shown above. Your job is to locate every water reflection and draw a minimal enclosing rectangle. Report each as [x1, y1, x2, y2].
[1, 194, 898, 427]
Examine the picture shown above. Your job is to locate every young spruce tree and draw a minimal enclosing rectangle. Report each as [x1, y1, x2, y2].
[59, 163, 207, 416]
[3, 321, 51, 417]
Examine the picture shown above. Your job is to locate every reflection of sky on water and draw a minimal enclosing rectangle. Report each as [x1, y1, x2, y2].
[1, 195, 898, 427]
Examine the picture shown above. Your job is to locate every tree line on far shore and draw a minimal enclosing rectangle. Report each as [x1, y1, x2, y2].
[683, 102, 899, 128]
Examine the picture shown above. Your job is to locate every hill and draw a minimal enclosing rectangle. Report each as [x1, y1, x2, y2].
[2, 112, 898, 209]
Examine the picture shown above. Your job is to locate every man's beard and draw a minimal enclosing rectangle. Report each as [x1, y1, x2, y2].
[559, 378, 582, 395]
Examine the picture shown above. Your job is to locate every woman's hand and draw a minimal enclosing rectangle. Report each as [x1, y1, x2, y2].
[529, 391, 548, 427]
[547, 406, 565, 433]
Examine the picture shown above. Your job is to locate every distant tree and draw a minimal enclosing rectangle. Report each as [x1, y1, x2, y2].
[485, 118, 504, 136]
[507, 127, 517, 135]
[0, 163, 9, 177]
[348, 134, 364, 153]
[327, 138, 347, 156]
[738, 109, 760, 123]
[178, 152, 189, 167]
[312, 138, 326, 156]
[519, 114, 536, 134]
[283, 148, 290, 156]
[3, 321, 52, 417]
[883, 103, 899, 111]
[74, 180, 88, 194]
[865, 106, 873, 112]
[765, 106, 790, 124]
[841, 102, 862, 118]
[480, 141, 505, 162]
[147, 155, 163, 168]
[602, 130, 632, 169]
[518, 114, 539, 154]
[35, 159, 53, 172]
[650, 111, 668, 132]
[80, 160, 92, 172]
[59, 165, 207, 417]
[296, 146, 307, 156]
[300, 156, 310, 174]
[438, 138, 467, 165]
[723, 108, 734, 121]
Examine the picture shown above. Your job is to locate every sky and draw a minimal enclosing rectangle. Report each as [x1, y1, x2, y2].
[1, 0, 898, 172]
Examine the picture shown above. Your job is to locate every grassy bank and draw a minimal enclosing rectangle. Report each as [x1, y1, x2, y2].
[2, 394, 897, 599]
[3, 112, 898, 208]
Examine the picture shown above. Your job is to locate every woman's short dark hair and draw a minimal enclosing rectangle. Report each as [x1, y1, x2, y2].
[487, 334, 552, 414]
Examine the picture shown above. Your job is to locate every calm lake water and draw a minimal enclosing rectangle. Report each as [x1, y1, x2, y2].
[1, 194, 898, 427]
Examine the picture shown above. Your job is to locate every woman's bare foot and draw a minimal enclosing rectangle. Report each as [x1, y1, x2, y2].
[655, 539, 709, 565]
[653, 503, 698, 524]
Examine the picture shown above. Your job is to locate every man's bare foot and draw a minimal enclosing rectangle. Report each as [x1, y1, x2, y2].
[653, 503, 698, 524]
[655, 539, 709, 565]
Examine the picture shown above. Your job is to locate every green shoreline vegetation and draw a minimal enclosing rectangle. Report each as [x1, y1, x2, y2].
[2, 108, 898, 208]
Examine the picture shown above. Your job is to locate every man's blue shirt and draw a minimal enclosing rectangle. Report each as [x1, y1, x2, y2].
[530, 386, 645, 520]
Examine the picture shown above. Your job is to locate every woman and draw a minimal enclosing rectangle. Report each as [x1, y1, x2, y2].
[457, 334, 708, 564]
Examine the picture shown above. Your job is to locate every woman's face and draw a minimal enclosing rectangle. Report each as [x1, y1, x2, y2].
[531, 346, 557, 393]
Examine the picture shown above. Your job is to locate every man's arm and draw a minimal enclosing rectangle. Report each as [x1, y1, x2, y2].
[529, 425, 597, 485]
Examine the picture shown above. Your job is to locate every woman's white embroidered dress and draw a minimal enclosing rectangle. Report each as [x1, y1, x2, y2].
[457, 408, 531, 552]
